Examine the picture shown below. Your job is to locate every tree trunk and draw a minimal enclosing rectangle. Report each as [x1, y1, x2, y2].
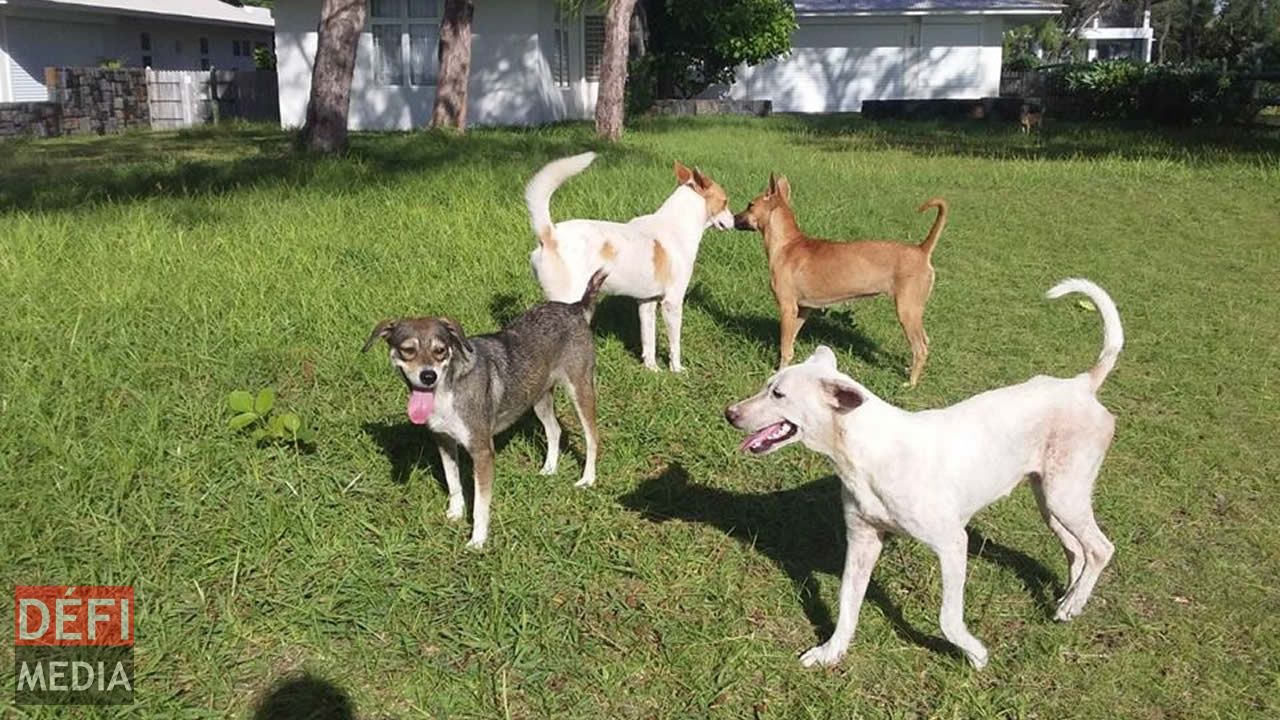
[431, 0, 475, 131]
[304, 0, 367, 153]
[595, 0, 638, 142]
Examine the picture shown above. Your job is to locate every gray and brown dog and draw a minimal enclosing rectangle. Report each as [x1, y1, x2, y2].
[363, 270, 607, 549]
[733, 175, 947, 386]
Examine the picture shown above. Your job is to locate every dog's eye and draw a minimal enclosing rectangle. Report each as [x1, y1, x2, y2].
[433, 346, 448, 359]
[771, 388, 785, 399]
[398, 346, 416, 358]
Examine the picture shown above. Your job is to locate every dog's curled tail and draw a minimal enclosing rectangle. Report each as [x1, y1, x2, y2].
[525, 151, 597, 246]
[1047, 278, 1124, 392]
[576, 269, 609, 313]
[917, 198, 948, 256]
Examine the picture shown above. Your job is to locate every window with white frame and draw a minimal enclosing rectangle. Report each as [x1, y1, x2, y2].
[583, 15, 605, 82]
[551, 8, 571, 88]
[371, 0, 440, 87]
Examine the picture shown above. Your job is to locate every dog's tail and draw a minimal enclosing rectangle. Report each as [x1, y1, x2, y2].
[525, 151, 597, 247]
[575, 269, 609, 313]
[1047, 278, 1124, 392]
[917, 198, 948, 256]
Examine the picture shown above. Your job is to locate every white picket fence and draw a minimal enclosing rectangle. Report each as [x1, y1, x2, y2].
[145, 69, 278, 130]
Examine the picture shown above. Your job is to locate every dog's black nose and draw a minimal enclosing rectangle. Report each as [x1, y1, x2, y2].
[724, 406, 740, 425]
[420, 369, 438, 387]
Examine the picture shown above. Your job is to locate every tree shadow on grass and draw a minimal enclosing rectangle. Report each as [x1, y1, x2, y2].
[685, 285, 890, 371]
[254, 673, 354, 720]
[0, 123, 649, 214]
[619, 464, 1062, 660]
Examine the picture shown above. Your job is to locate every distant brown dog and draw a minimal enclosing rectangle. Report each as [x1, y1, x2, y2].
[733, 175, 947, 386]
[1020, 103, 1043, 133]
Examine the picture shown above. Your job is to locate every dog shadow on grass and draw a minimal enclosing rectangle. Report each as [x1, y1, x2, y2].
[254, 672, 354, 720]
[684, 286, 892, 371]
[362, 413, 584, 495]
[619, 465, 1063, 660]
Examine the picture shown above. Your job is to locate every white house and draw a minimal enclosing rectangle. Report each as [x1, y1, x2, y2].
[275, 0, 1061, 130]
[0, 0, 273, 103]
[1079, 7, 1152, 62]
[730, 0, 1062, 113]
[275, 0, 605, 130]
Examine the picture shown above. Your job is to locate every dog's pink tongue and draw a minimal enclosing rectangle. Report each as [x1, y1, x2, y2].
[739, 425, 774, 452]
[407, 390, 435, 425]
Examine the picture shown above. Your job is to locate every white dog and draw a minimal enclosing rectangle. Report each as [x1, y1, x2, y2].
[725, 279, 1123, 669]
[524, 152, 733, 372]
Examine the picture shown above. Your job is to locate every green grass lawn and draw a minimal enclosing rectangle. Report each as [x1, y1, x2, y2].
[2, 117, 1278, 719]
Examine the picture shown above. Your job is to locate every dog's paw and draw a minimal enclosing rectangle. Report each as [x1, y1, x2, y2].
[1053, 601, 1084, 622]
[445, 501, 465, 521]
[574, 475, 595, 489]
[966, 647, 989, 670]
[643, 361, 660, 372]
[465, 536, 487, 551]
[799, 643, 845, 668]
[669, 362, 685, 373]
[539, 462, 558, 476]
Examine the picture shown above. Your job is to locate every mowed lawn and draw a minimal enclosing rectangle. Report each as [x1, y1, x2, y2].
[2, 117, 1278, 719]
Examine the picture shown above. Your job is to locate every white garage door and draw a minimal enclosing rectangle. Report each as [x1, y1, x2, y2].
[732, 17, 988, 112]
[6, 18, 104, 101]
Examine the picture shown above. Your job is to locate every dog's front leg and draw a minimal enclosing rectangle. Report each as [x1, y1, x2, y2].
[661, 294, 685, 372]
[466, 440, 496, 549]
[638, 300, 659, 370]
[931, 530, 989, 669]
[437, 435, 465, 521]
[801, 507, 883, 668]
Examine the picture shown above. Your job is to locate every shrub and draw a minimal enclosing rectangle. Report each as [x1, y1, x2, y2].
[1043, 61, 1259, 125]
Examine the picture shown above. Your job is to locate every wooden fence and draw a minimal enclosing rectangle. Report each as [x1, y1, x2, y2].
[146, 69, 278, 130]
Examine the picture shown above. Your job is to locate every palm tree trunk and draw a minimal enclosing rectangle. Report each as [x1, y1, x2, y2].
[594, 0, 638, 141]
[304, 0, 367, 153]
[431, 0, 475, 130]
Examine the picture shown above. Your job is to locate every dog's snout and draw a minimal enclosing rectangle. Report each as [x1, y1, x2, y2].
[724, 405, 740, 426]
[732, 213, 753, 231]
[420, 369, 438, 387]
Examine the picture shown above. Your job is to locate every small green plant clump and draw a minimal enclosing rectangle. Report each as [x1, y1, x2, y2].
[227, 388, 314, 445]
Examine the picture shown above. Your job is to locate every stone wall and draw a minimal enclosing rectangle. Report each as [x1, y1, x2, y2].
[46, 67, 150, 136]
[0, 103, 62, 138]
[0, 67, 151, 139]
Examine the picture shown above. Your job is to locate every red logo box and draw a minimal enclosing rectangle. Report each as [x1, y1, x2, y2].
[14, 586, 134, 647]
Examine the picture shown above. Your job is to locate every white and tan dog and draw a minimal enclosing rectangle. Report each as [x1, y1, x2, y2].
[725, 279, 1123, 669]
[525, 152, 733, 371]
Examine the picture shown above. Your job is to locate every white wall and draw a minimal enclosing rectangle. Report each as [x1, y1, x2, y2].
[275, 0, 589, 130]
[732, 15, 1006, 112]
[0, 5, 269, 102]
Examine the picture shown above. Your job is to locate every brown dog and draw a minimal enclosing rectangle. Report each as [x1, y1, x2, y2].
[1020, 103, 1043, 133]
[733, 175, 947, 386]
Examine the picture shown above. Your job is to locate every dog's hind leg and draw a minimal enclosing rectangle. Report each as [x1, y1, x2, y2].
[895, 280, 932, 387]
[1031, 475, 1086, 592]
[1042, 438, 1115, 621]
[930, 529, 989, 669]
[438, 436, 466, 521]
[466, 440, 496, 549]
[639, 300, 659, 371]
[532, 393, 561, 476]
[565, 376, 599, 488]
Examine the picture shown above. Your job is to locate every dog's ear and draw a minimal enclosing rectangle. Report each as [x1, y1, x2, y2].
[439, 317, 474, 355]
[691, 167, 711, 190]
[808, 345, 838, 370]
[774, 175, 792, 203]
[767, 172, 779, 197]
[362, 320, 396, 353]
[674, 161, 694, 186]
[822, 378, 864, 414]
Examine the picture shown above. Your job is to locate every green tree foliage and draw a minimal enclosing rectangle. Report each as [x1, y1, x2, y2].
[645, 0, 796, 98]
[1004, 19, 1083, 68]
